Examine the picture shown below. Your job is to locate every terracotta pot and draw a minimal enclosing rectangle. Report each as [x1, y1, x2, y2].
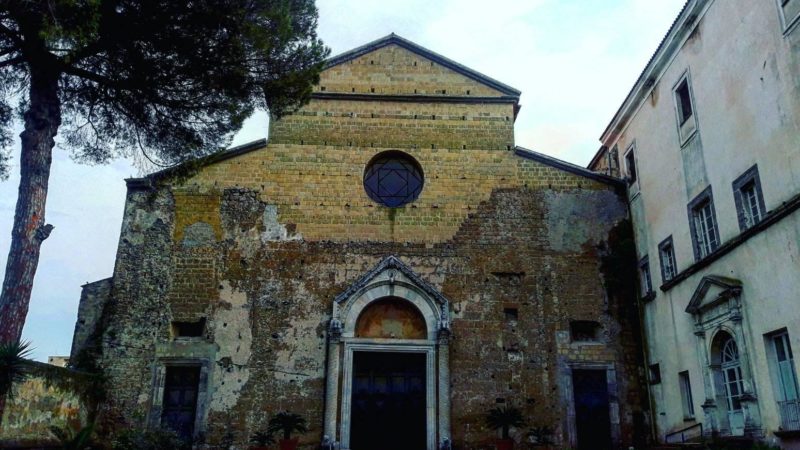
[495, 438, 514, 450]
[278, 438, 299, 450]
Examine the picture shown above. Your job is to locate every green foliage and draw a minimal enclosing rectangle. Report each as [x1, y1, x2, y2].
[0, 340, 33, 399]
[748, 444, 781, 450]
[528, 425, 554, 445]
[111, 427, 190, 450]
[250, 430, 276, 446]
[49, 423, 95, 450]
[268, 411, 308, 441]
[598, 218, 638, 301]
[0, 1, 329, 168]
[485, 406, 525, 440]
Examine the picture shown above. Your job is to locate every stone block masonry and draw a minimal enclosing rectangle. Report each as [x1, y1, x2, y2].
[71, 35, 647, 450]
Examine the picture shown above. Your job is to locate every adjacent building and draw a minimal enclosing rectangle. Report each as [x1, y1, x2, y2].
[590, 0, 800, 447]
[71, 35, 648, 449]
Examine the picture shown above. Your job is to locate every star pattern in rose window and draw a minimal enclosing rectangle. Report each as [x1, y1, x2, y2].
[363, 153, 424, 207]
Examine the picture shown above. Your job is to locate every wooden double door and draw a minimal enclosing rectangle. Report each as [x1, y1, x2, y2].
[350, 351, 426, 450]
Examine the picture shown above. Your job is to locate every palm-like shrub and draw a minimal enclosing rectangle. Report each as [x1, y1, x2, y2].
[485, 406, 525, 439]
[0, 340, 33, 400]
[250, 430, 275, 446]
[267, 411, 308, 441]
[49, 423, 95, 450]
[111, 427, 190, 450]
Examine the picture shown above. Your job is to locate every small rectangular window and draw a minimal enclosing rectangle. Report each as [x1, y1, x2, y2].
[675, 81, 693, 125]
[658, 236, 678, 283]
[624, 146, 637, 185]
[649, 363, 662, 385]
[688, 187, 720, 261]
[673, 73, 698, 144]
[171, 318, 206, 338]
[570, 321, 601, 342]
[639, 256, 653, 298]
[732, 165, 766, 232]
[679, 371, 695, 419]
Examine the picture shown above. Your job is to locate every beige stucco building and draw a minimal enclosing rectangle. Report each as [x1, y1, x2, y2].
[590, 0, 800, 447]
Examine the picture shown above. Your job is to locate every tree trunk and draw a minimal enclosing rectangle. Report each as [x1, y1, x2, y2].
[0, 67, 61, 344]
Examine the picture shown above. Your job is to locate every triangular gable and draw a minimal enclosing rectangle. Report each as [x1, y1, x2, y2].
[685, 275, 743, 314]
[322, 33, 521, 98]
[334, 255, 449, 307]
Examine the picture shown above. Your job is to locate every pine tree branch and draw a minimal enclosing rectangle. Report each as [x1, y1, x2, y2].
[0, 55, 22, 68]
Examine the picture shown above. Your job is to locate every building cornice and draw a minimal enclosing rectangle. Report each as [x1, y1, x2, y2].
[660, 190, 800, 292]
[598, 0, 711, 145]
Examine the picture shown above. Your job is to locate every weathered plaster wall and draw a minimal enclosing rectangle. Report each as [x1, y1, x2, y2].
[0, 373, 89, 447]
[598, 0, 800, 445]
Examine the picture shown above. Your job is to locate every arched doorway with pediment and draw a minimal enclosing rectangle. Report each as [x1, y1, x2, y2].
[710, 330, 747, 436]
[321, 256, 451, 450]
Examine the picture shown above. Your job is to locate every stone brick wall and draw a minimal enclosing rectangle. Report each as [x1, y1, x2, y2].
[79, 40, 646, 450]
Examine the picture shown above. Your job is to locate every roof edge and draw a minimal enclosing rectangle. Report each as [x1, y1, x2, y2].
[599, 0, 707, 143]
[143, 138, 267, 182]
[325, 33, 521, 98]
[514, 146, 624, 186]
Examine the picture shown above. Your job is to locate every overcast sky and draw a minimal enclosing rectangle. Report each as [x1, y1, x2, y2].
[0, 0, 686, 361]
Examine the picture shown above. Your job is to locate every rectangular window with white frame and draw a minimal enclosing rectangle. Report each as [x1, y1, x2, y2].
[639, 256, 653, 300]
[679, 371, 695, 419]
[658, 236, 677, 283]
[766, 330, 800, 431]
[673, 72, 698, 145]
[732, 165, 766, 232]
[687, 187, 720, 261]
[779, 0, 800, 32]
[624, 144, 638, 186]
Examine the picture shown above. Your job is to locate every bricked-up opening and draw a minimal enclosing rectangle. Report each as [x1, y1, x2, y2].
[171, 318, 206, 338]
[504, 307, 518, 321]
[570, 320, 601, 342]
[363, 151, 424, 208]
[648, 363, 661, 385]
[355, 297, 427, 339]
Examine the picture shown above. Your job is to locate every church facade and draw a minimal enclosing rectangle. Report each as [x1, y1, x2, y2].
[72, 35, 647, 449]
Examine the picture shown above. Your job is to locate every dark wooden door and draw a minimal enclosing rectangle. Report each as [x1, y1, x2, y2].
[161, 366, 201, 441]
[350, 352, 426, 450]
[572, 369, 612, 450]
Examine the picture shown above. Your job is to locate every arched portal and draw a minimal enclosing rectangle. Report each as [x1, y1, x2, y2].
[322, 256, 451, 450]
[711, 331, 746, 436]
[355, 296, 427, 340]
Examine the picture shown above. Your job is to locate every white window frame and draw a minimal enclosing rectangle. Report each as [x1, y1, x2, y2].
[658, 236, 677, 283]
[772, 332, 799, 402]
[778, 0, 800, 34]
[679, 371, 695, 420]
[672, 72, 698, 146]
[639, 256, 653, 299]
[624, 143, 638, 186]
[732, 165, 766, 232]
[687, 187, 720, 261]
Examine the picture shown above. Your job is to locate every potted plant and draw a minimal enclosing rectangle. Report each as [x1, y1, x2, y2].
[267, 411, 308, 450]
[528, 425, 555, 449]
[248, 430, 275, 450]
[485, 406, 525, 450]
